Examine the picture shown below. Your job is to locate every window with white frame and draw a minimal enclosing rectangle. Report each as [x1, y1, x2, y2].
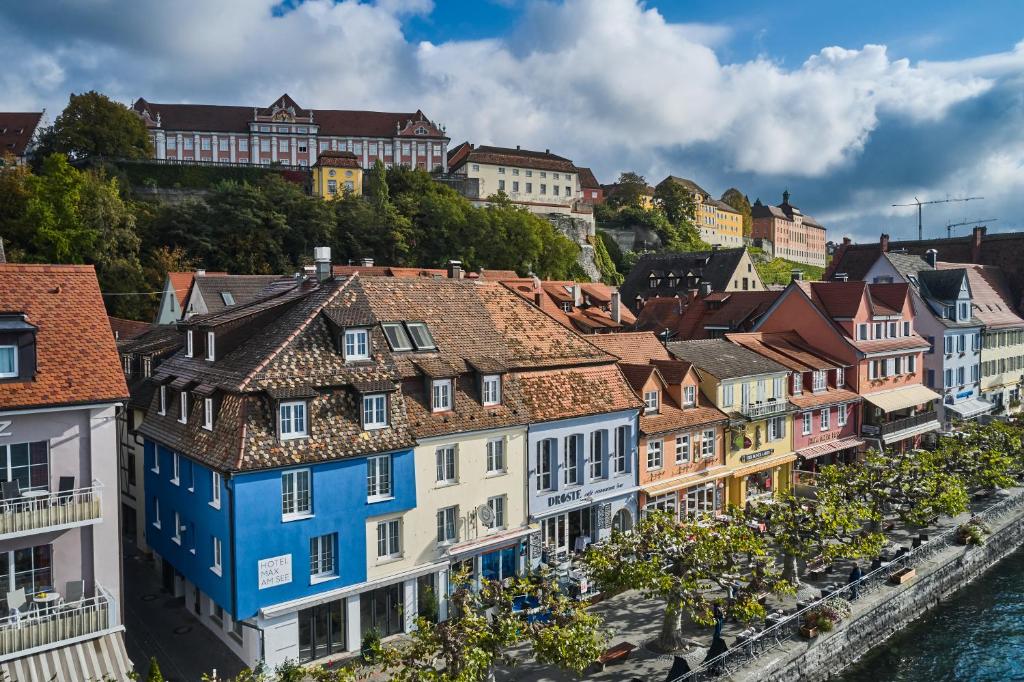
[590, 430, 606, 479]
[482, 375, 501, 405]
[820, 408, 830, 431]
[802, 411, 812, 435]
[436, 506, 458, 544]
[377, 519, 401, 559]
[172, 453, 181, 485]
[675, 434, 690, 463]
[344, 328, 369, 361]
[535, 439, 555, 491]
[279, 401, 307, 439]
[647, 440, 663, 470]
[768, 416, 785, 441]
[310, 533, 336, 580]
[486, 495, 505, 529]
[432, 379, 452, 412]
[281, 469, 312, 519]
[685, 483, 718, 516]
[367, 455, 392, 500]
[172, 512, 182, 544]
[874, 322, 883, 339]
[211, 472, 221, 509]
[701, 430, 715, 458]
[791, 373, 802, 395]
[838, 403, 848, 427]
[614, 426, 629, 473]
[944, 336, 954, 354]
[683, 385, 696, 406]
[885, 357, 896, 377]
[435, 446, 457, 484]
[644, 390, 659, 414]
[957, 366, 965, 385]
[211, 537, 222, 575]
[857, 324, 868, 340]
[486, 438, 505, 475]
[206, 332, 215, 361]
[644, 492, 676, 518]
[152, 497, 161, 528]
[186, 330, 194, 357]
[179, 391, 189, 423]
[903, 321, 911, 336]
[836, 366, 845, 387]
[564, 434, 582, 485]
[908, 354, 917, 373]
[888, 321, 897, 337]
[362, 394, 388, 430]
[773, 376, 785, 399]
[957, 334, 966, 353]
[812, 370, 826, 392]
[203, 397, 214, 430]
[722, 383, 734, 406]
[159, 385, 167, 415]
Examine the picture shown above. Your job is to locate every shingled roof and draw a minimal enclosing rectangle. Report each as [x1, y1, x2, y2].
[587, 331, 672, 364]
[666, 339, 788, 379]
[621, 248, 752, 312]
[0, 264, 128, 411]
[0, 112, 42, 159]
[190, 274, 291, 315]
[937, 262, 1024, 330]
[448, 144, 577, 173]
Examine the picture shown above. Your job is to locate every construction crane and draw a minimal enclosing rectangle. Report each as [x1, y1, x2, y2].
[891, 196, 984, 240]
[946, 218, 998, 239]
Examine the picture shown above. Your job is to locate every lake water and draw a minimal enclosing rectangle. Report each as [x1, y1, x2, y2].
[838, 547, 1024, 681]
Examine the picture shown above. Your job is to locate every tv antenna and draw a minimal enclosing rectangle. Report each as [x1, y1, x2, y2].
[891, 196, 984, 240]
[946, 218, 997, 239]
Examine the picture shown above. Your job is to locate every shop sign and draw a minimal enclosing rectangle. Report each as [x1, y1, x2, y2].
[808, 431, 838, 444]
[956, 390, 973, 399]
[0, 421, 11, 438]
[258, 554, 292, 590]
[862, 424, 881, 436]
[739, 448, 774, 463]
[547, 489, 582, 507]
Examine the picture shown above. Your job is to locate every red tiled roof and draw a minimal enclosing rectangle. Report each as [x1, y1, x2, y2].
[938, 262, 1024, 329]
[516, 364, 644, 423]
[500, 279, 634, 333]
[479, 269, 520, 280]
[0, 264, 128, 410]
[618, 362, 658, 393]
[640, 403, 729, 437]
[108, 316, 151, 341]
[727, 332, 842, 372]
[449, 145, 576, 173]
[587, 332, 672, 364]
[789, 388, 862, 410]
[868, 283, 910, 314]
[642, 291, 780, 340]
[314, 151, 360, 168]
[809, 281, 867, 318]
[0, 112, 42, 158]
[577, 167, 600, 189]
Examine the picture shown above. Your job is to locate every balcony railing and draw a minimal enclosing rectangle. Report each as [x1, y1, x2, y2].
[879, 410, 939, 437]
[0, 585, 115, 660]
[740, 399, 789, 419]
[0, 483, 103, 540]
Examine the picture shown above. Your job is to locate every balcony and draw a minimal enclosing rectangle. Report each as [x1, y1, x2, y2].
[739, 399, 789, 420]
[863, 411, 940, 443]
[0, 483, 103, 541]
[0, 584, 117, 661]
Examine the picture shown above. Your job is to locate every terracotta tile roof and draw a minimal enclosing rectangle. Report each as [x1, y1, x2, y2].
[649, 359, 692, 384]
[809, 281, 867, 318]
[618, 363, 657, 393]
[516, 364, 644, 423]
[0, 264, 128, 410]
[500, 279, 634, 333]
[587, 332, 672, 363]
[167, 272, 200, 309]
[313, 151, 360, 168]
[0, 112, 42, 158]
[937, 262, 1024, 329]
[640, 403, 729, 437]
[576, 167, 600, 189]
[479, 269, 521, 280]
[789, 387, 862, 410]
[191, 274, 291, 315]
[851, 336, 932, 354]
[449, 145, 576, 173]
[638, 291, 780, 340]
[868, 283, 911, 314]
[726, 332, 843, 372]
[108, 316, 151, 341]
[401, 375, 529, 440]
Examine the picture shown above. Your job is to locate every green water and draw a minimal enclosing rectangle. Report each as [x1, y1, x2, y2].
[838, 547, 1024, 681]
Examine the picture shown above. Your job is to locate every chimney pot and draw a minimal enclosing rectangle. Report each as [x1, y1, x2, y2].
[791, 269, 803, 282]
[572, 284, 583, 307]
[971, 226, 986, 262]
[314, 246, 332, 282]
[516, 145, 520, 150]
[698, 281, 712, 297]
[842, 237, 851, 245]
[447, 260, 463, 279]
[545, 149, 550, 154]
[196, 269, 206, 276]
[361, 257, 374, 267]
[925, 249, 938, 268]
[880, 233, 890, 253]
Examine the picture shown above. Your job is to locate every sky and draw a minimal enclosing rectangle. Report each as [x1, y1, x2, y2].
[2, 0, 1023, 244]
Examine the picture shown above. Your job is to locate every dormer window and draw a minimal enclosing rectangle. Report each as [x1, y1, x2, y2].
[143, 357, 152, 378]
[405, 322, 436, 350]
[179, 391, 189, 423]
[279, 401, 308, 440]
[159, 385, 168, 415]
[362, 394, 388, 430]
[432, 379, 452, 412]
[122, 355, 132, 377]
[0, 346, 16, 379]
[381, 323, 413, 351]
[944, 306, 955, 320]
[220, 292, 235, 306]
[959, 303, 969, 320]
[644, 390, 659, 414]
[836, 366, 845, 388]
[683, 385, 696, 407]
[561, 302, 573, 313]
[344, 328, 370, 361]
[206, 332, 215, 361]
[812, 370, 826, 393]
[903, 321, 911, 336]
[482, 375, 501, 406]
[203, 398, 214, 431]
[791, 372, 802, 395]
[185, 330, 194, 357]
[887, 322, 897, 338]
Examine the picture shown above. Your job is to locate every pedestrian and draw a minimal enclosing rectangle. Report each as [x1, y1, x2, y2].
[848, 562, 863, 600]
[713, 602, 725, 640]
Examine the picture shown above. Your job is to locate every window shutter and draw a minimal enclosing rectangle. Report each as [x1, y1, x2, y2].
[549, 439, 560, 490]
[623, 425, 633, 473]
[779, 416, 786, 438]
[601, 430, 610, 480]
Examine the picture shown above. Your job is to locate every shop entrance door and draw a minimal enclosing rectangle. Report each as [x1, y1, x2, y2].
[298, 599, 346, 662]
[541, 514, 568, 558]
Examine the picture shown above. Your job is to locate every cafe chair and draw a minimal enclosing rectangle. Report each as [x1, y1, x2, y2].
[62, 580, 85, 610]
[6, 588, 27, 621]
[1, 481, 21, 509]
[57, 476, 76, 505]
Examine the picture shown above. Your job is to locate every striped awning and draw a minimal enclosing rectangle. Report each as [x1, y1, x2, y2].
[0, 631, 132, 681]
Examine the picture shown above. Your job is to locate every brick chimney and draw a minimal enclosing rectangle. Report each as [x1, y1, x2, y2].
[447, 260, 462, 279]
[880, 233, 890, 253]
[971, 226, 987, 262]
[572, 284, 583, 307]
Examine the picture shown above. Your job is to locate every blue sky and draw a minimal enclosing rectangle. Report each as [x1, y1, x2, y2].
[2, 0, 1023, 243]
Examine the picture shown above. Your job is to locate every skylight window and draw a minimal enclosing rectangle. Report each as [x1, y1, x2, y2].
[220, 292, 235, 306]
[381, 323, 414, 351]
[406, 322, 436, 350]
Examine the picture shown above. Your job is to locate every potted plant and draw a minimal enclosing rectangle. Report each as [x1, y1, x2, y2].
[800, 612, 820, 638]
[956, 518, 990, 546]
[361, 627, 382, 663]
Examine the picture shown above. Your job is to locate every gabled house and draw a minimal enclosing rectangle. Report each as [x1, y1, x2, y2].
[752, 280, 940, 452]
[500, 278, 634, 334]
[0, 264, 131, 679]
[665, 340, 794, 507]
[656, 176, 744, 247]
[864, 252, 990, 422]
[0, 112, 43, 165]
[589, 333, 730, 519]
[620, 248, 764, 315]
[635, 288, 781, 340]
[183, 273, 290, 319]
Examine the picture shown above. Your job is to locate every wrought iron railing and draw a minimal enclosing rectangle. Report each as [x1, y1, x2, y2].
[740, 400, 789, 419]
[880, 411, 939, 437]
[0, 483, 103, 539]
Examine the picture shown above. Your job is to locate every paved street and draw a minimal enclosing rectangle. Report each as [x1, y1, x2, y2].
[123, 542, 247, 682]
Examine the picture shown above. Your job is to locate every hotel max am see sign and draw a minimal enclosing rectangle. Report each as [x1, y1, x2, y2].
[258, 554, 293, 589]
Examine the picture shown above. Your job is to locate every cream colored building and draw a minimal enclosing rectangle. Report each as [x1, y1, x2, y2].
[657, 176, 744, 247]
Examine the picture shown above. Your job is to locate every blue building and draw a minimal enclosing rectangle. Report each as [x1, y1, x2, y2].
[140, 254, 422, 668]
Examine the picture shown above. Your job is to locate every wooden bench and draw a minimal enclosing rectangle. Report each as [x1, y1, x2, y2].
[597, 642, 637, 670]
[805, 555, 831, 578]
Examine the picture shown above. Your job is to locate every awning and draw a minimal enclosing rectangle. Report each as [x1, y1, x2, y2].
[797, 437, 865, 460]
[445, 524, 536, 558]
[864, 385, 941, 413]
[643, 466, 732, 496]
[0, 631, 133, 681]
[945, 397, 995, 419]
[732, 453, 797, 479]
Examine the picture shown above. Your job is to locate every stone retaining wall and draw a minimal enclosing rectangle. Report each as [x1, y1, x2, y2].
[762, 499, 1024, 682]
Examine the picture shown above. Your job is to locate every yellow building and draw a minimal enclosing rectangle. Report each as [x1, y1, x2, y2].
[658, 176, 744, 247]
[666, 339, 795, 507]
[312, 150, 363, 199]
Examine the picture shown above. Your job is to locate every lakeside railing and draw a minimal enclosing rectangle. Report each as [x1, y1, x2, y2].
[667, 488, 1024, 682]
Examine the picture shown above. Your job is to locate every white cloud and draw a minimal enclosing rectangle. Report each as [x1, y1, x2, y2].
[1, 0, 1021, 238]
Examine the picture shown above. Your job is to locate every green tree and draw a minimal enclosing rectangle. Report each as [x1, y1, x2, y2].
[605, 172, 650, 209]
[583, 510, 792, 651]
[146, 657, 165, 682]
[931, 421, 1022, 491]
[849, 450, 969, 530]
[654, 179, 696, 226]
[720, 188, 753, 237]
[35, 91, 152, 162]
[375, 569, 603, 681]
